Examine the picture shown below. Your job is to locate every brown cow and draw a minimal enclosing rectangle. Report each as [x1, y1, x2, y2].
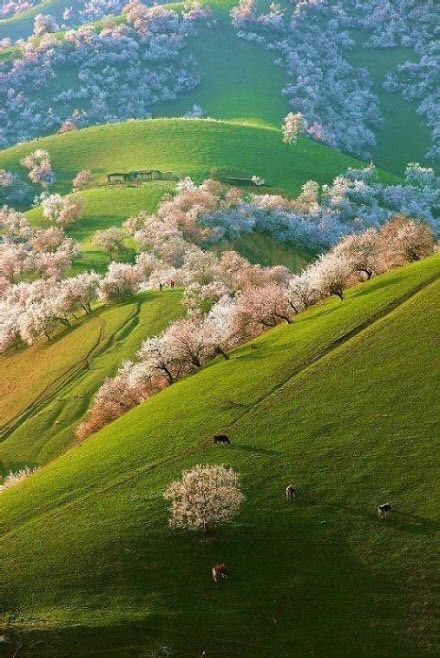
[212, 563, 227, 582]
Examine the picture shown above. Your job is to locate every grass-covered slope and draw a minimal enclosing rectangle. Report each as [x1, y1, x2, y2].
[0, 289, 184, 471]
[0, 255, 439, 657]
[0, 118, 397, 197]
[346, 40, 432, 175]
[26, 182, 175, 274]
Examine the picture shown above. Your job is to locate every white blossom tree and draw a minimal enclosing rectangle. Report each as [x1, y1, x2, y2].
[164, 464, 244, 535]
[282, 112, 307, 146]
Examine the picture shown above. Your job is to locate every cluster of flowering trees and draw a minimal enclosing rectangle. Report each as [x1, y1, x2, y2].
[0, 1, 211, 147]
[76, 203, 437, 439]
[0, 272, 96, 350]
[231, 0, 382, 158]
[0, 205, 80, 287]
[230, 0, 439, 162]
[1, 0, 33, 19]
[146, 165, 440, 252]
[2, 161, 438, 353]
[1, 149, 56, 207]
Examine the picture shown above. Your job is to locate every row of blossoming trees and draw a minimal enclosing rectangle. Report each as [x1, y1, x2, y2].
[1, 163, 438, 435]
[0, 0, 211, 148]
[70, 172, 437, 438]
[230, 0, 439, 162]
[1, 160, 439, 346]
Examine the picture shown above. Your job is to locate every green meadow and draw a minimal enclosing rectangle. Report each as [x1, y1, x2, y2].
[0, 256, 439, 656]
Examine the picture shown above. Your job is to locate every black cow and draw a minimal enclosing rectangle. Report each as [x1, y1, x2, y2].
[213, 434, 230, 445]
[377, 503, 392, 519]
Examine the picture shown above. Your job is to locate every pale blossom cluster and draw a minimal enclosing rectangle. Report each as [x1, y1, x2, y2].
[164, 465, 244, 534]
[0, 0, 33, 19]
[33, 13, 59, 36]
[0, 466, 39, 493]
[41, 193, 84, 226]
[72, 170, 92, 191]
[20, 150, 55, 189]
[0, 206, 80, 285]
[282, 112, 307, 146]
[0, 1, 210, 148]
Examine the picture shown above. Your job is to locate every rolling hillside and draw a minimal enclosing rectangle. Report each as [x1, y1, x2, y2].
[2, 117, 382, 274]
[0, 0, 433, 174]
[0, 118, 391, 197]
[0, 254, 439, 657]
[0, 289, 184, 471]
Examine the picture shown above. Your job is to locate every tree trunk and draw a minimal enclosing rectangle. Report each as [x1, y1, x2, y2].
[216, 347, 229, 360]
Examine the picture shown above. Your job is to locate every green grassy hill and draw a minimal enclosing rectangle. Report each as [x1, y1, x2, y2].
[0, 254, 439, 657]
[1, 118, 391, 197]
[0, 289, 184, 472]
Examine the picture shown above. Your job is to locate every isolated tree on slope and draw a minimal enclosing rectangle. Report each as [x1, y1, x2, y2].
[282, 112, 307, 146]
[307, 253, 353, 301]
[20, 150, 55, 189]
[164, 464, 244, 535]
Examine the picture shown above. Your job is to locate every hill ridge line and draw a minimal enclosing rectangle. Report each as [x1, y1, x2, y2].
[0, 117, 282, 155]
[1, 266, 438, 540]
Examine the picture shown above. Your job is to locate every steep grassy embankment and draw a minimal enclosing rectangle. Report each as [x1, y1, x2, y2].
[0, 254, 439, 657]
[0, 289, 184, 470]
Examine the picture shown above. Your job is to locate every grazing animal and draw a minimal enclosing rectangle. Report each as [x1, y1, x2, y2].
[213, 434, 230, 445]
[286, 485, 297, 501]
[212, 563, 227, 582]
[377, 503, 392, 519]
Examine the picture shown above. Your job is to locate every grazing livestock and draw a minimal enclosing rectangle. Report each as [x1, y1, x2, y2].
[286, 485, 297, 501]
[213, 434, 230, 445]
[377, 503, 392, 519]
[212, 563, 227, 582]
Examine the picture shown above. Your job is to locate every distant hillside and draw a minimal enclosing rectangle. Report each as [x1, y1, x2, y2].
[0, 117, 397, 198]
[0, 254, 439, 657]
[0, 0, 434, 174]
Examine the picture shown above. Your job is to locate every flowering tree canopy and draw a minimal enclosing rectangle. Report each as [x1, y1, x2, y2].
[164, 464, 245, 534]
